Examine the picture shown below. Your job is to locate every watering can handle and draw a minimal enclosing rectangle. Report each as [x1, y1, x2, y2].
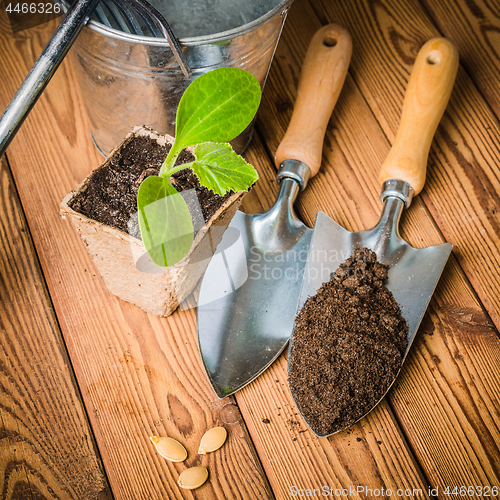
[0, 0, 191, 159]
[274, 24, 352, 177]
[379, 38, 459, 195]
[0, 0, 101, 158]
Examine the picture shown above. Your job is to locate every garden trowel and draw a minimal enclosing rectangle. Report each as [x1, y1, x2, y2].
[197, 24, 352, 398]
[288, 38, 459, 436]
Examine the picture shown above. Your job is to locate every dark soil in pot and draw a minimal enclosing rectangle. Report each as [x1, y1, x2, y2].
[68, 135, 234, 239]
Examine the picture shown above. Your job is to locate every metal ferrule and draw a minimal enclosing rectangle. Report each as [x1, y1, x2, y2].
[380, 179, 414, 209]
[276, 159, 311, 192]
[252, 176, 305, 253]
[369, 196, 405, 254]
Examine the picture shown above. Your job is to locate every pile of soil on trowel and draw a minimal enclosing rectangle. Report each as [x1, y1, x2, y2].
[288, 247, 408, 436]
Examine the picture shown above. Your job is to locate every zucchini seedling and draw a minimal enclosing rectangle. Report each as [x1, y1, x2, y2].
[137, 67, 261, 267]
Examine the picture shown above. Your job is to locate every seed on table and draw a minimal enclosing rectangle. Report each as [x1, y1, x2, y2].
[178, 466, 209, 490]
[198, 426, 227, 454]
[150, 436, 187, 462]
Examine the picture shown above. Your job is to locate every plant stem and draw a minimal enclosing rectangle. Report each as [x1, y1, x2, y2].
[164, 163, 194, 177]
[159, 143, 183, 177]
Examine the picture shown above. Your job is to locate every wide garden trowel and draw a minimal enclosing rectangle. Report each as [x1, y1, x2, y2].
[289, 38, 459, 437]
[197, 24, 352, 398]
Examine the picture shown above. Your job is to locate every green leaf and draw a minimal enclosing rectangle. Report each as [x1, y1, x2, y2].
[136, 68, 261, 267]
[187, 142, 259, 196]
[137, 176, 194, 267]
[161, 68, 261, 175]
[177, 67, 261, 145]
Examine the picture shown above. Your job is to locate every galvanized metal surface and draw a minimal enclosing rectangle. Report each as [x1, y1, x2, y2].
[0, 0, 191, 157]
[197, 159, 312, 398]
[69, 0, 293, 155]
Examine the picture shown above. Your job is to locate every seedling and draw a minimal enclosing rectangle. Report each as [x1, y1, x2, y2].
[137, 68, 261, 267]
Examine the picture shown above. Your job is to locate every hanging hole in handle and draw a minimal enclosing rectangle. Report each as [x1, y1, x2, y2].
[426, 50, 442, 65]
[323, 37, 337, 47]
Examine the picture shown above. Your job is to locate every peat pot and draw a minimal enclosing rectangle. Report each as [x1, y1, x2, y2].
[60, 125, 245, 316]
[67, 0, 294, 155]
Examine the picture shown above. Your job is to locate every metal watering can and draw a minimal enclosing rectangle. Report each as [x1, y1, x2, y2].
[67, 0, 293, 155]
[0, 0, 293, 156]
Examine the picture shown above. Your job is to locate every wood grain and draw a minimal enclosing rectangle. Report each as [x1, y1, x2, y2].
[274, 23, 352, 175]
[0, 156, 111, 499]
[379, 37, 459, 193]
[310, 0, 500, 333]
[0, 8, 431, 500]
[253, 0, 500, 494]
[419, 0, 500, 121]
[1, 0, 500, 498]
[0, 14, 272, 500]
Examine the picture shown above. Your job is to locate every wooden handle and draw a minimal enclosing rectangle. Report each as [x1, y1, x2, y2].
[274, 24, 352, 177]
[379, 38, 459, 194]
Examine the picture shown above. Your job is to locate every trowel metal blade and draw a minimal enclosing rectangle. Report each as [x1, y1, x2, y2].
[291, 211, 452, 437]
[198, 210, 312, 398]
[298, 211, 452, 349]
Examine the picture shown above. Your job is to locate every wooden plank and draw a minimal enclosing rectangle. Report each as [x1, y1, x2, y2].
[0, 9, 432, 500]
[0, 15, 272, 500]
[240, 137, 432, 498]
[0, 157, 112, 499]
[253, 0, 500, 493]
[2, 4, 499, 499]
[233, 2, 439, 497]
[419, 0, 500, 121]
[307, 0, 500, 332]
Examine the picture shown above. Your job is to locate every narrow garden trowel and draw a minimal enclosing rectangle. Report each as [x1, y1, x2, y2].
[289, 38, 459, 436]
[197, 24, 352, 398]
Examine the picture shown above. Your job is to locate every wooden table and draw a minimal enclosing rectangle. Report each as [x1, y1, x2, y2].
[1, 0, 499, 498]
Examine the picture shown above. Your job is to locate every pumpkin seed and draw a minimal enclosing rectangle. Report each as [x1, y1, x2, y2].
[177, 466, 209, 490]
[150, 436, 187, 462]
[198, 426, 227, 455]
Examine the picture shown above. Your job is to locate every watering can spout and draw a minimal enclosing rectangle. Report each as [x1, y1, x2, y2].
[0, 0, 191, 158]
